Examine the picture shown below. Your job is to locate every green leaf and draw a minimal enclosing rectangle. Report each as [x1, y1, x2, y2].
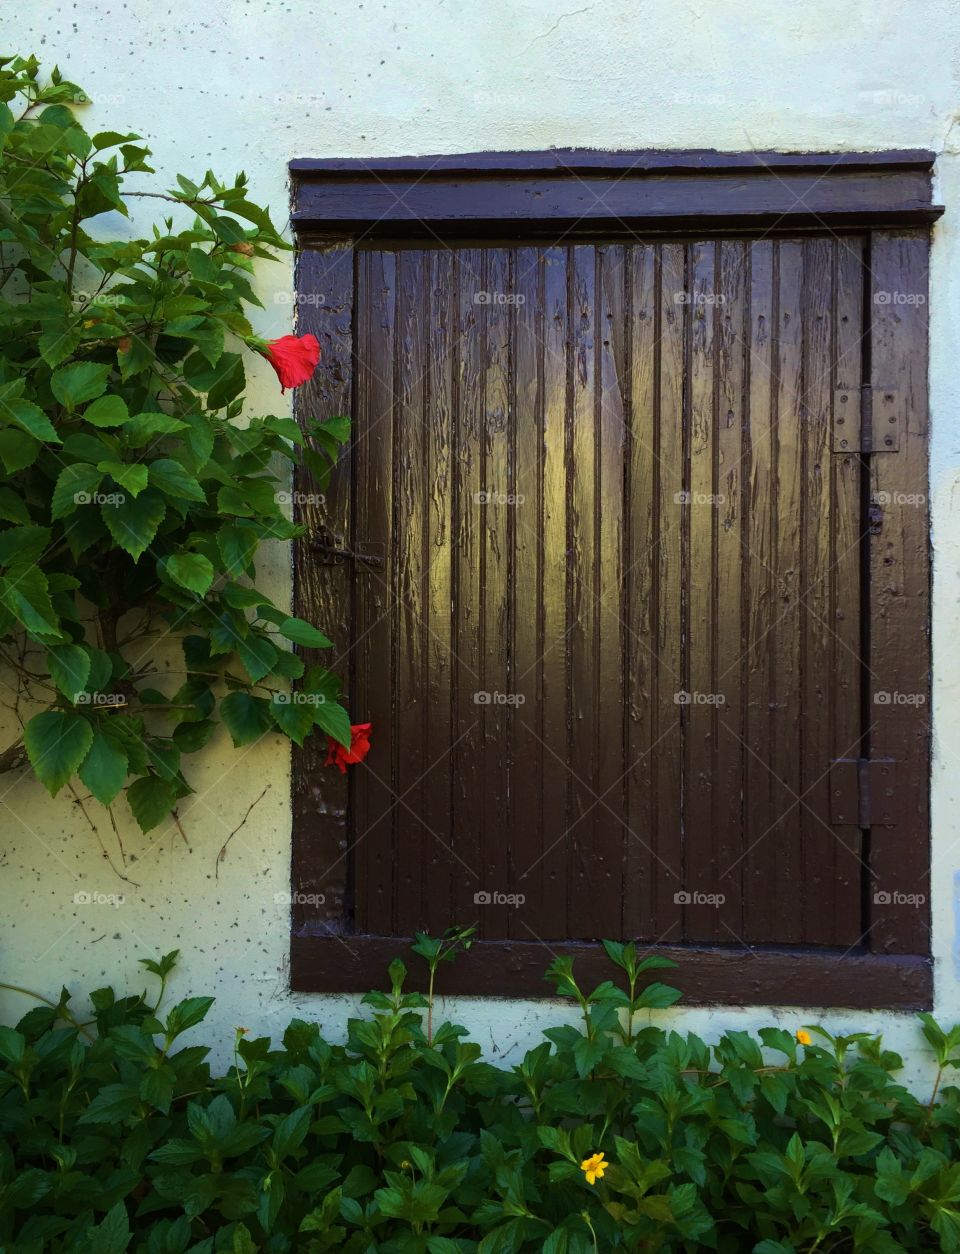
[123, 412, 189, 446]
[0, 524, 50, 567]
[0, 429, 40, 473]
[237, 633, 278, 682]
[0, 566, 62, 638]
[278, 617, 332, 648]
[47, 643, 91, 702]
[0, 487, 30, 524]
[312, 700, 352, 750]
[51, 362, 111, 410]
[79, 732, 128, 806]
[83, 395, 130, 427]
[24, 710, 94, 796]
[163, 552, 214, 596]
[149, 458, 206, 503]
[101, 491, 166, 561]
[220, 691, 273, 747]
[51, 464, 104, 520]
[98, 461, 148, 497]
[126, 775, 177, 833]
[218, 524, 258, 577]
[269, 693, 316, 746]
[6, 398, 61, 444]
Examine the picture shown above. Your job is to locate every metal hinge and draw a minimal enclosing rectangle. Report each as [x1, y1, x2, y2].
[832, 387, 900, 453]
[829, 757, 897, 827]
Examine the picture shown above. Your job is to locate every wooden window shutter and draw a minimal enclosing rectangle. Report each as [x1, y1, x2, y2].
[289, 153, 939, 1008]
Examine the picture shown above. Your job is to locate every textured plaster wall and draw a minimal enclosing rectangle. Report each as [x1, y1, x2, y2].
[2, 0, 960, 1085]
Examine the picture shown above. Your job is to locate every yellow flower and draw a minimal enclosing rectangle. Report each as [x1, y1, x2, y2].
[580, 1152, 608, 1185]
[796, 1028, 813, 1046]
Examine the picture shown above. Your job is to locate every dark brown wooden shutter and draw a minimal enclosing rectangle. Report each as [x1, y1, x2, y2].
[336, 235, 870, 947]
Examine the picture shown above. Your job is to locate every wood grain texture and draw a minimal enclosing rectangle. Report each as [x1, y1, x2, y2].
[291, 244, 353, 935]
[293, 227, 932, 994]
[868, 232, 931, 954]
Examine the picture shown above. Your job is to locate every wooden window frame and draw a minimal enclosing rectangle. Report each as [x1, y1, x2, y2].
[288, 151, 941, 1009]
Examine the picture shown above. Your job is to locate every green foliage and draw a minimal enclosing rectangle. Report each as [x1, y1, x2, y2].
[0, 55, 351, 832]
[2, 946, 960, 1251]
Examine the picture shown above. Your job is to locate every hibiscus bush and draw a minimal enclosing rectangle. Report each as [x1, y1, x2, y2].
[0, 53, 355, 833]
[3, 943, 960, 1252]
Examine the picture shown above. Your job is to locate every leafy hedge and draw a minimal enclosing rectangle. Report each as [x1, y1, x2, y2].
[2, 944, 960, 1252]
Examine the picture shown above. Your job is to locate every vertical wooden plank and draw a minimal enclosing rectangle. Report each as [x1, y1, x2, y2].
[685, 240, 721, 941]
[421, 248, 457, 934]
[743, 240, 778, 945]
[480, 249, 513, 939]
[354, 249, 397, 935]
[292, 244, 353, 938]
[568, 245, 600, 939]
[536, 246, 571, 940]
[591, 244, 627, 939]
[392, 251, 428, 936]
[451, 249, 487, 928]
[511, 246, 544, 938]
[770, 241, 805, 944]
[800, 237, 863, 945]
[654, 243, 686, 941]
[869, 231, 931, 955]
[623, 243, 658, 940]
[713, 239, 747, 942]
[830, 236, 867, 939]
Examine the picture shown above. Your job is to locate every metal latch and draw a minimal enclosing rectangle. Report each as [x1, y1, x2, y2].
[829, 757, 897, 827]
[832, 387, 900, 453]
[312, 533, 384, 570]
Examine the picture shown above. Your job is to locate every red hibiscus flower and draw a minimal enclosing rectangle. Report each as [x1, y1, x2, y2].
[261, 333, 320, 391]
[326, 723, 372, 773]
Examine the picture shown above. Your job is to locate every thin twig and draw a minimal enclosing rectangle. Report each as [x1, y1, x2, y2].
[216, 786, 270, 877]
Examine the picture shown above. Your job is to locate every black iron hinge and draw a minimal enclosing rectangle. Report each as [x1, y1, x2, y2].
[832, 387, 901, 453]
[829, 757, 897, 827]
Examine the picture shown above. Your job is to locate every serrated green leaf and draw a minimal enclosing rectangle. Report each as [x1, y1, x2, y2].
[47, 643, 91, 702]
[83, 394, 130, 427]
[126, 775, 176, 833]
[78, 732, 128, 806]
[163, 552, 214, 596]
[220, 691, 273, 747]
[51, 361, 111, 410]
[101, 491, 166, 561]
[24, 710, 93, 796]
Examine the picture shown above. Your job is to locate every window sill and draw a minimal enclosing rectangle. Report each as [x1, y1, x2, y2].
[290, 936, 932, 1009]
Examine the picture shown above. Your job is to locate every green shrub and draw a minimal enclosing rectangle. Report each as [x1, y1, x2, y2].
[2, 943, 960, 1252]
[0, 53, 352, 835]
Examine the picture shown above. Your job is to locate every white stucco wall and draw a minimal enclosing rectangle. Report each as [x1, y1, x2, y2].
[3, 0, 960, 1088]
